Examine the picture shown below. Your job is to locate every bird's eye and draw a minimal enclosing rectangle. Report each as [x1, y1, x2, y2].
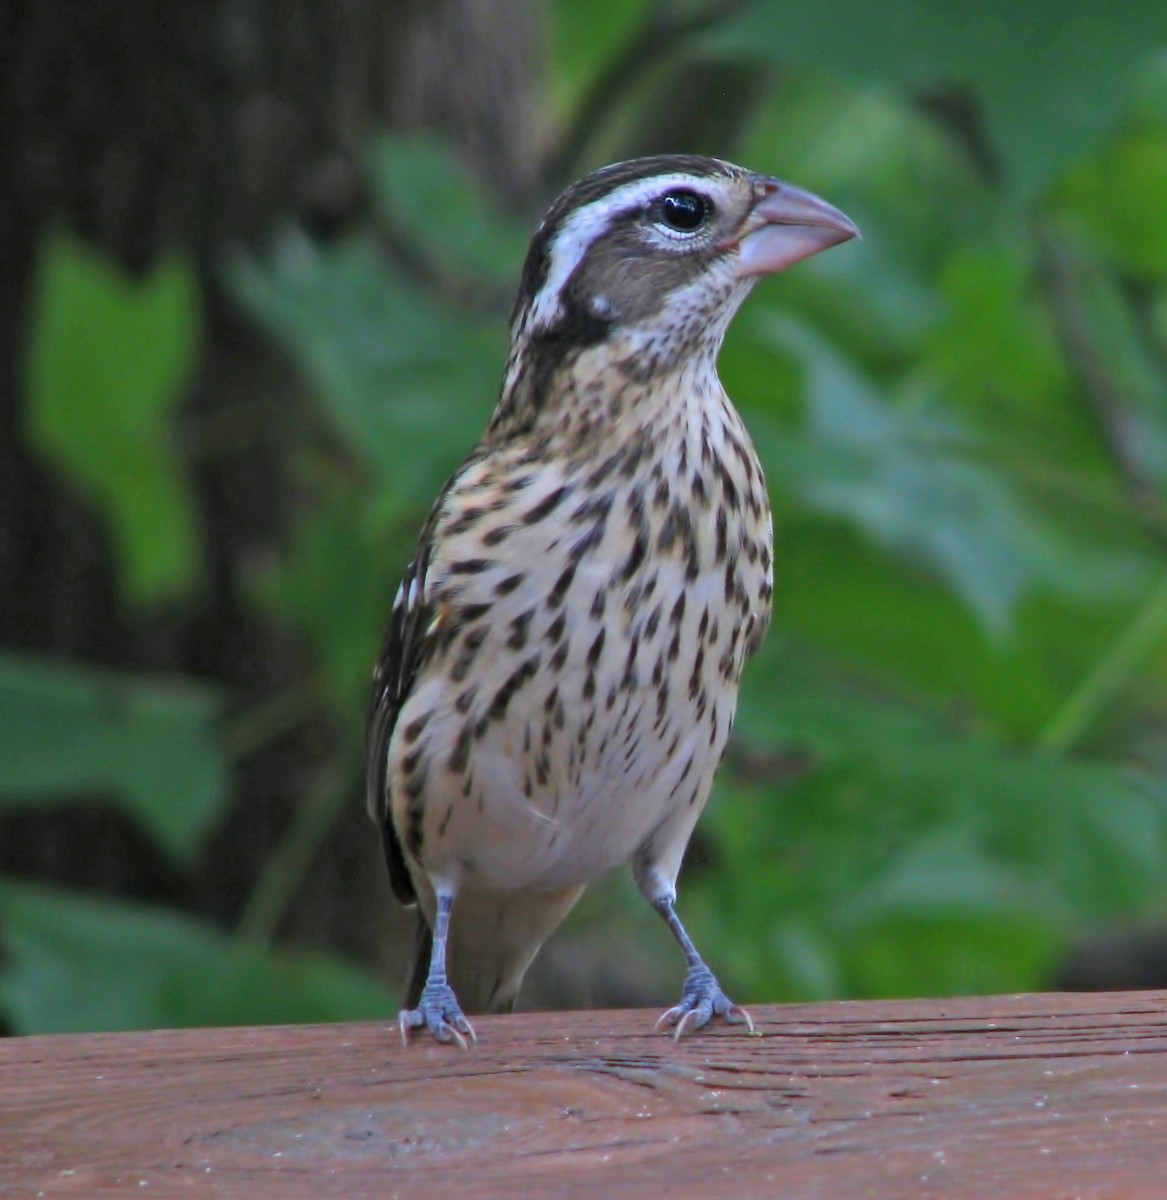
[654, 189, 710, 233]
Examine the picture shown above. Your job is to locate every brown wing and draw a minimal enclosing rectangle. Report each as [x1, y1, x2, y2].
[367, 448, 492, 906]
[365, 543, 435, 907]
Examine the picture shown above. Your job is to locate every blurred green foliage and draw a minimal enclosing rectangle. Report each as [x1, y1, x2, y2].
[6, 0, 1167, 1032]
[0, 654, 228, 863]
[24, 231, 203, 602]
[0, 879, 389, 1034]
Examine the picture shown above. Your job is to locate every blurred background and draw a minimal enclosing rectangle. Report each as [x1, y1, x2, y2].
[4, 0, 1167, 1035]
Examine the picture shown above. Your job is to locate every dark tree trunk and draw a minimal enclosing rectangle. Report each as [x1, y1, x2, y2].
[0, 0, 543, 964]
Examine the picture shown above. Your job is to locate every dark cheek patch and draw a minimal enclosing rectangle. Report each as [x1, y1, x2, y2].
[572, 230, 714, 327]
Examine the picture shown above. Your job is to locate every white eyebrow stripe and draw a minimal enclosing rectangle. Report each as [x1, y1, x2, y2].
[526, 172, 713, 331]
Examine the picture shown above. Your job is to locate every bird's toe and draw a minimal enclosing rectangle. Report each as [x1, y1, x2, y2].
[657, 965, 754, 1039]
[399, 981, 477, 1049]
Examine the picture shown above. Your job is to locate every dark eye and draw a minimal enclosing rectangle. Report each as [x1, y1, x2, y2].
[655, 189, 710, 233]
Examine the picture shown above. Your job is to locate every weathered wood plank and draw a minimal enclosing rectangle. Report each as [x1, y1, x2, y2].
[4, 990, 1167, 1198]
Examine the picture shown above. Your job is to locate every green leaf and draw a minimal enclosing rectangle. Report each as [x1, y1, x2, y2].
[717, 0, 1167, 198]
[0, 653, 228, 863]
[927, 245, 1071, 420]
[737, 677, 1167, 917]
[689, 667, 1167, 1001]
[750, 315, 1147, 634]
[249, 490, 397, 717]
[841, 827, 1028, 920]
[0, 878, 392, 1033]
[844, 914, 1057, 999]
[227, 229, 502, 499]
[23, 228, 201, 603]
[366, 134, 532, 286]
[760, 526, 1067, 735]
[548, 0, 655, 117]
[1056, 129, 1167, 281]
[1036, 230, 1167, 497]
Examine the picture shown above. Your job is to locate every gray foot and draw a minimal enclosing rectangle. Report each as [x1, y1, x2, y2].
[657, 964, 754, 1039]
[399, 980, 477, 1050]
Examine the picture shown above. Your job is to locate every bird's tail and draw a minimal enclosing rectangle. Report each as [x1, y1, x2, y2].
[403, 885, 586, 1014]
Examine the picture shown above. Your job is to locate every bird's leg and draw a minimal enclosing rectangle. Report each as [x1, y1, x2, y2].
[652, 894, 754, 1039]
[398, 886, 477, 1049]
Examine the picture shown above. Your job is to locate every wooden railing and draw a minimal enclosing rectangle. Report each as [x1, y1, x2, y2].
[5, 990, 1167, 1197]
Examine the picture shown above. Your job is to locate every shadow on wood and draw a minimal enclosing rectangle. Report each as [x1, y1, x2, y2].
[4, 990, 1167, 1198]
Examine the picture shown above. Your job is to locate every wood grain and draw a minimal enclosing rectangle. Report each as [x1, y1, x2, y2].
[4, 991, 1167, 1198]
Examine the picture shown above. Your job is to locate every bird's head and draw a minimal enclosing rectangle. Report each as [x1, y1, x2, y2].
[494, 155, 858, 436]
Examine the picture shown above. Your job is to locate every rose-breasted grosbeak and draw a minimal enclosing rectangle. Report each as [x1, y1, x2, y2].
[367, 154, 858, 1046]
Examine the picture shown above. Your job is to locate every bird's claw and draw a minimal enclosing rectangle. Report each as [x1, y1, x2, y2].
[656, 965, 754, 1040]
[398, 981, 477, 1049]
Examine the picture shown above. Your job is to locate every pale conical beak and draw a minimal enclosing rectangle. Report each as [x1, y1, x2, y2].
[734, 179, 860, 278]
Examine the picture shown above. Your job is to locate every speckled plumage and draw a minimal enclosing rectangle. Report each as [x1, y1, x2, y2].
[367, 155, 857, 1044]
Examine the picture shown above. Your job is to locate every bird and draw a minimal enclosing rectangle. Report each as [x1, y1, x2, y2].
[366, 153, 858, 1046]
